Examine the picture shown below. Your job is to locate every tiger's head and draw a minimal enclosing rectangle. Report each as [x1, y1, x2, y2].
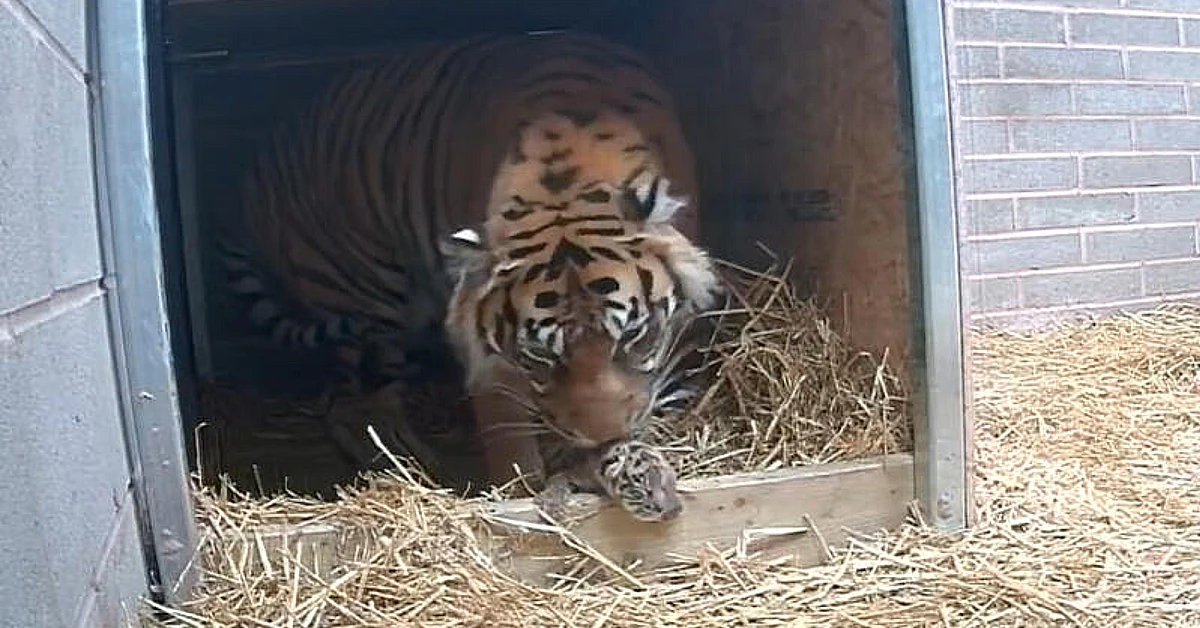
[440, 109, 719, 448]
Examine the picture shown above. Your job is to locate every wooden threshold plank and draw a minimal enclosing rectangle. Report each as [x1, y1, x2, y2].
[480, 453, 915, 584]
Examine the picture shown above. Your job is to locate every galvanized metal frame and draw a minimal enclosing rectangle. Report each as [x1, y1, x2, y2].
[898, 0, 973, 531]
[91, 0, 199, 603]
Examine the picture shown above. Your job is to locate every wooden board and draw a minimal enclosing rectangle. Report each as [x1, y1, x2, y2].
[482, 453, 914, 585]
[220, 454, 914, 584]
[652, 0, 913, 378]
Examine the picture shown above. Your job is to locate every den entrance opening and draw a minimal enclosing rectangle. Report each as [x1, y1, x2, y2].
[165, 0, 917, 506]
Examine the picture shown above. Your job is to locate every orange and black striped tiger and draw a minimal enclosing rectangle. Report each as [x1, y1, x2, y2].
[219, 31, 720, 487]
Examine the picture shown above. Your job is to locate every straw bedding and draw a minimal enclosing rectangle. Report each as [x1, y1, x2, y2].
[195, 259, 910, 493]
[152, 291, 1200, 625]
[655, 260, 910, 479]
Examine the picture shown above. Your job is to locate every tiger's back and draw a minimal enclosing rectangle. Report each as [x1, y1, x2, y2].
[224, 31, 719, 486]
[225, 32, 700, 388]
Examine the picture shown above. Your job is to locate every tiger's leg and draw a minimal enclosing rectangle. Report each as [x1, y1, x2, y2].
[289, 383, 384, 469]
[533, 472, 577, 522]
[533, 446, 605, 522]
[321, 339, 447, 477]
[310, 341, 379, 469]
[472, 394, 546, 494]
[469, 366, 547, 494]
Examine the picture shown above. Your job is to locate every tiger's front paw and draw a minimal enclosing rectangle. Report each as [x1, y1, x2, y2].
[533, 473, 578, 523]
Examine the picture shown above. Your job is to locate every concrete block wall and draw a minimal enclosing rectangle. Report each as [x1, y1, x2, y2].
[950, 1, 1200, 326]
[0, 1, 148, 627]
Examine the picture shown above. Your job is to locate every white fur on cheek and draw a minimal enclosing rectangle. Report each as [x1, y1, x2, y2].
[656, 237, 720, 312]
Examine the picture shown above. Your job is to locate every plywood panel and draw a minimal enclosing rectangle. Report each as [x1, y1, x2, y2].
[652, 0, 913, 375]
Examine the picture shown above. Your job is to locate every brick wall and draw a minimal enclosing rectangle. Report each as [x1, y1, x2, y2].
[950, 1, 1200, 326]
[0, 1, 148, 626]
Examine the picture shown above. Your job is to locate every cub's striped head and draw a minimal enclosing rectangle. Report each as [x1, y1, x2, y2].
[441, 109, 719, 447]
[598, 439, 682, 522]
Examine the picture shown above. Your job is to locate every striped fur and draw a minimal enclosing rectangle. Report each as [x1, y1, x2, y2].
[221, 31, 719, 483]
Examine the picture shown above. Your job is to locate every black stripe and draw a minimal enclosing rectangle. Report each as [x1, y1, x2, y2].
[587, 277, 620, 295]
[540, 148, 573, 165]
[577, 189, 612, 203]
[540, 166, 580, 194]
[523, 262, 548, 284]
[631, 90, 663, 105]
[613, 102, 638, 115]
[534, 291, 560, 308]
[546, 238, 595, 281]
[637, 267, 654, 307]
[554, 108, 599, 127]
[492, 313, 508, 354]
[514, 70, 603, 92]
[474, 295, 491, 353]
[501, 291, 518, 329]
[502, 207, 535, 221]
[652, 252, 684, 306]
[508, 213, 620, 241]
[577, 227, 625, 237]
[592, 247, 624, 261]
[508, 242, 548, 259]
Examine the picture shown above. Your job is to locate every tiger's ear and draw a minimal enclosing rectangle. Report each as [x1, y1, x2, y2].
[439, 227, 493, 286]
[620, 174, 689, 227]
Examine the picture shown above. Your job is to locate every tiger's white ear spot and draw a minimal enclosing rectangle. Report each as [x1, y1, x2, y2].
[450, 228, 482, 245]
[628, 174, 687, 225]
[440, 225, 492, 287]
[647, 188, 687, 225]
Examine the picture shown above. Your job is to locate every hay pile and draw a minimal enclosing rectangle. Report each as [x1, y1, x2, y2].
[195, 258, 910, 492]
[148, 305, 1200, 626]
[657, 260, 909, 479]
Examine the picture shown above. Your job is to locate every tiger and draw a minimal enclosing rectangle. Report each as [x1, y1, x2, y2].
[218, 31, 721, 491]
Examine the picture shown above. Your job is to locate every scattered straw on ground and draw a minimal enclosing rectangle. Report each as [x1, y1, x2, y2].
[148, 304, 1200, 626]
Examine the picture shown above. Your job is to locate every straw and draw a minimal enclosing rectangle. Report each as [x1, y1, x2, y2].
[146, 304, 1200, 627]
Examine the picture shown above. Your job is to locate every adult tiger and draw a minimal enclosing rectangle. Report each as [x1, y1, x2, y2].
[220, 31, 720, 488]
